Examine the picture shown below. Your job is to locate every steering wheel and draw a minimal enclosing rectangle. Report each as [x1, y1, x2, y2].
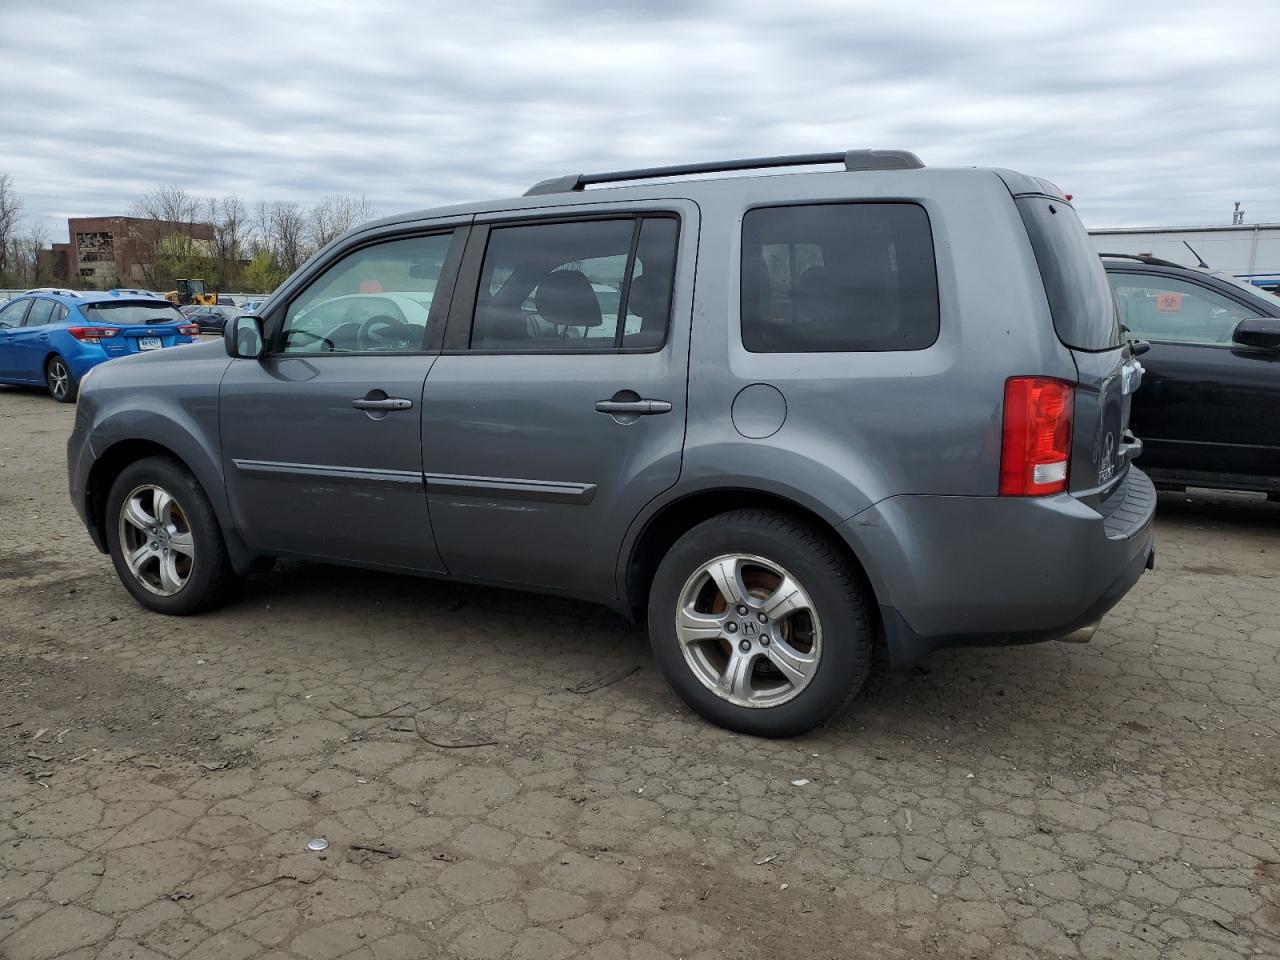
[356, 314, 413, 351]
[282, 328, 336, 351]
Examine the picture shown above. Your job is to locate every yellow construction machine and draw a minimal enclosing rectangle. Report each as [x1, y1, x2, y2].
[165, 278, 218, 307]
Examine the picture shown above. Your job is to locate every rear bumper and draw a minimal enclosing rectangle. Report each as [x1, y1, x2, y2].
[839, 467, 1156, 667]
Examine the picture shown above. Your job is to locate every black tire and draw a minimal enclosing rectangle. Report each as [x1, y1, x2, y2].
[105, 455, 237, 615]
[647, 509, 872, 737]
[46, 354, 77, 403]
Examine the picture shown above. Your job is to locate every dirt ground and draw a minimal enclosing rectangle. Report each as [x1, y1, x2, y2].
[1, 384, 1277, 960]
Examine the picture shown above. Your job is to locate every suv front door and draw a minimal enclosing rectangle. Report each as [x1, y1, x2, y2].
[1108, 269, 1280, 485]
[0, 299, 32, 379]
[421, 203, 694, 601]
[11, 298, 61, 381]
[219, 225, 466, 572]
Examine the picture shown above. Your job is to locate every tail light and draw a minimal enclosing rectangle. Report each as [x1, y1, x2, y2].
[999, 377, 1074, 496]
[178, 323, 199, 337]
[67, 327, 120, 344]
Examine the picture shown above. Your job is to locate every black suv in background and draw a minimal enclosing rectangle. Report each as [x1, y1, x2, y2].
[1102, 255, 1280, 499]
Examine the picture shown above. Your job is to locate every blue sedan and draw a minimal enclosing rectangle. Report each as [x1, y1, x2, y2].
[0, 291, 199, 402]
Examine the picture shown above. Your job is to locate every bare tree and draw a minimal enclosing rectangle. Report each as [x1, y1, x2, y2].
[209, 195, 248, 289]
[0, 173, 24, 285]
[20, 221, 49, 286]
[308, 194, 375, 250]
[257, 200, 309, 275]
[130, 185, 207, 287]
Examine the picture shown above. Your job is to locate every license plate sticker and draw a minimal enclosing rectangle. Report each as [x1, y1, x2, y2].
[138, 336, 162, 351]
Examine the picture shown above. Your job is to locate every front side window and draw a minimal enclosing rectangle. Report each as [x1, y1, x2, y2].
[280, 232, 453, 354]
[0, 299, 30, 328]
[470, 215, 678, 352]
[741, 203, 939, 353]
[1108, 274, 1259, 346]
[22, 299, 56, 327]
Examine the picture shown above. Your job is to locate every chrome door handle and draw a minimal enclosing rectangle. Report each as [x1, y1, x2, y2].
[594, 399, 672, 415]
[352, 397, 413, 411]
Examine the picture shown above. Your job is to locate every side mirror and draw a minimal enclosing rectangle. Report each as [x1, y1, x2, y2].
[1232, 316, 1280, 351]
[225, 315, 264, 359]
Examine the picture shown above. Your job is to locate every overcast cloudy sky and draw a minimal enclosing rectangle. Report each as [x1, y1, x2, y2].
[1, 0, 1276, 242]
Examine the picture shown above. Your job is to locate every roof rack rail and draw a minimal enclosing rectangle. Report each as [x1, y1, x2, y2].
[1097, 252, 1194, 270]
[523, 149, 924, 197]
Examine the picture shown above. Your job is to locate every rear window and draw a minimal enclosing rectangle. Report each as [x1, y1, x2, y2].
[741, 202, 939, 353]
[83, 301, 185, 325]
[1017, 197, 1120, 351]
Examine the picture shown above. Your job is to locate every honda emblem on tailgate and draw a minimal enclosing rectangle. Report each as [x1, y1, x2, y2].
[1097, 432, 1116, 484]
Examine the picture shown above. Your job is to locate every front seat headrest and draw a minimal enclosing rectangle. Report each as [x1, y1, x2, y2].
[534, 270, 602, 328]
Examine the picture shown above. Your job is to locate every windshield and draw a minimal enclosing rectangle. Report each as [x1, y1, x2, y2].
[1212, 272, 1280, 309]
[84, 301, 186, 325]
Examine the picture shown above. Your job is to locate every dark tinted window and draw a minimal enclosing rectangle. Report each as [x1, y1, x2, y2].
[471, 215, 679, 352]
[741, 203, 939, 353]
[23, 299, 56, 327]
[1017, 198, 1120, 351]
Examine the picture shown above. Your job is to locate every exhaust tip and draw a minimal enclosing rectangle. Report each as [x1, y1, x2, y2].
[1057, 621, 1099, 644]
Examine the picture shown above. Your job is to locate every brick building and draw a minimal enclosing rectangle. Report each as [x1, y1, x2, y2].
[38, 216, 214, 288]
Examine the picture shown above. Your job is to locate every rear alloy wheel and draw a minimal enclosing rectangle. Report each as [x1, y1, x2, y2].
[105, 456, 235, 615]
[675, 553, 822, 709]
[648, 509, 872, 737]
[46, 355, 77, 403]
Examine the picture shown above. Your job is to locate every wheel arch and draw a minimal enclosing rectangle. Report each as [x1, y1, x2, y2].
[618, 484, 882, 632]
[84, 429, 254, 573]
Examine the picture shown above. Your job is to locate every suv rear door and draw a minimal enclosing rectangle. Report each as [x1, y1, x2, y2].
[1016, 195, 1140, 505]
[420, 200, 695, 601]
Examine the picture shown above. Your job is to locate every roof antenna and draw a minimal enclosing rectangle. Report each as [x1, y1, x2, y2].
[1183, 241, 1209, 269]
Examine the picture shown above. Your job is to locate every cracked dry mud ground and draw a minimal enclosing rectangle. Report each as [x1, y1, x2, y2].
[1, 385, 1278, 960]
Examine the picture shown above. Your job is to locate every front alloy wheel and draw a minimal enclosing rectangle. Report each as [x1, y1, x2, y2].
[118, 484, 197, 596]
[675, 553, 822, 708]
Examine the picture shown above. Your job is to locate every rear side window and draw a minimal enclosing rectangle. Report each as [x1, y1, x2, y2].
[741, 203, 939, 353]
[23, 299, 56, 327]
[1017, 197, 1120, 351]
[470, 215, 678, 352]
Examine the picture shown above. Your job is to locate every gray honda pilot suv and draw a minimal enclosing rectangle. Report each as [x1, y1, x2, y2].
[68, 150, 1155, 737]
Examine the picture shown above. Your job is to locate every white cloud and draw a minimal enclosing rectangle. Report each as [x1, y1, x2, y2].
[0, 0, 1275, 240]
